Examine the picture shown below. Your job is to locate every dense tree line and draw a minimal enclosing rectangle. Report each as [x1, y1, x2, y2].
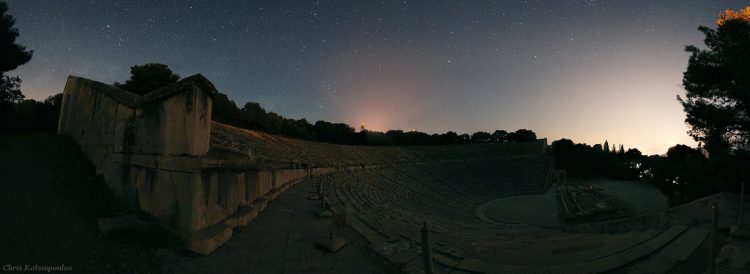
[212, 92, 538, 146]
[0, 94, 62, 132]
[642, 145, 713, 204]
[550, 136, 750, 205]
[549, 139, 643, 179]
[549, 7, 749, 205]
[679, 7, 750, 153]
[0, 1, 31, 103]
[548, 138, 722, 205]
[642, 146, 746, 205]
[0, 0, 35, 130]
[670, 7, 750, 202]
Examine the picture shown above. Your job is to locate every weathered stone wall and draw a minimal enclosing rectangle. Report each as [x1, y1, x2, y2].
[57, 75, 342, 255]
[195, 169, 310, 230]
[58, 75, 216, 234]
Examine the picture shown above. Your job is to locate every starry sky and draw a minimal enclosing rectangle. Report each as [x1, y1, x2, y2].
[5, 0, 747, 154]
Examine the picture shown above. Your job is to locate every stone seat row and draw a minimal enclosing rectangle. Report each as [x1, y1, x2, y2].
[333, 171, 474, 233]
[332, 167, 532, 236]
[449, 225, 690, 274]
[211, 122, 549, 168]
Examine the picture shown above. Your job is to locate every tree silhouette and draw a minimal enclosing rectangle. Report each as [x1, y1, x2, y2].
[679, 7, 750, 152]
[209, 89, 548, 146]
[603, 140, 610, 153]
[0, 1, 33, 104]
[441, 131, 459, 144]
[458, 133, 471, 144]
[114, 63, 180, 96]
[508, 129, 537, 142]
[470, 131, 492, 143]
[492, 130, 508, 142]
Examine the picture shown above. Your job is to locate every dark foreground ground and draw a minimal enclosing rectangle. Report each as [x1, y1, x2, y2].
[0, 132, 183, 273]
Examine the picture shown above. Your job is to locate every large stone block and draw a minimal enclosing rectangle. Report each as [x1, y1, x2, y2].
[273, 170, 288, 189]
[217, 172, 244, 214]
[129, 86, 212, 156]
[57, 75, 275, 250]
[244, 171, 260, 203]
[185, 221, 233, 256]
[225, 206, 257, 228]
[259, 170, 273, 197]
[199, 172, 227, 230]
[169, 171, 205, 233]
[134, 169, 178, 225]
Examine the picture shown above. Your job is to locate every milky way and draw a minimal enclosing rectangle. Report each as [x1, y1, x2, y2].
[5, 0, 747, 154]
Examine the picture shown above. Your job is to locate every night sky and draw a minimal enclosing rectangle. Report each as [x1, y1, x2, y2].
[5, 0, 747, 154]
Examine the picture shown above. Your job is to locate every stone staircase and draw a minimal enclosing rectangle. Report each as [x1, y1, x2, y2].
[623, 226, 710, 274]
[438, 225, 692, 273]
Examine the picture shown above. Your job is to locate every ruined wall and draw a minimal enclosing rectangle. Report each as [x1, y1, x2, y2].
[58, 75, 215, 234]
[57, 75, 341, 255]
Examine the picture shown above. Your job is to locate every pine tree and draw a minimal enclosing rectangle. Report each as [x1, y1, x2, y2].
[114, 63, 180, 96]
[604, 140, 610, 153]
[0, 1, 33, 104]
[679, 7, 750, 152]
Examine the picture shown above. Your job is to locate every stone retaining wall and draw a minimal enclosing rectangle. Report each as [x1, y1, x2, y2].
[58, 75, 216, 234]
[56, 75, 374, 254]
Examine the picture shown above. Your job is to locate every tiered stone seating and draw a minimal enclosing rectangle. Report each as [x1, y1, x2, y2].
[210, 121, 547, 168]
[330, 157, 554, 238]
[210, 122, 704, 273]
[325, 159, 702, 273]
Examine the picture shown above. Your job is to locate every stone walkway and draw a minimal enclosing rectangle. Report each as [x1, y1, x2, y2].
[162, 179, 394, 274]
